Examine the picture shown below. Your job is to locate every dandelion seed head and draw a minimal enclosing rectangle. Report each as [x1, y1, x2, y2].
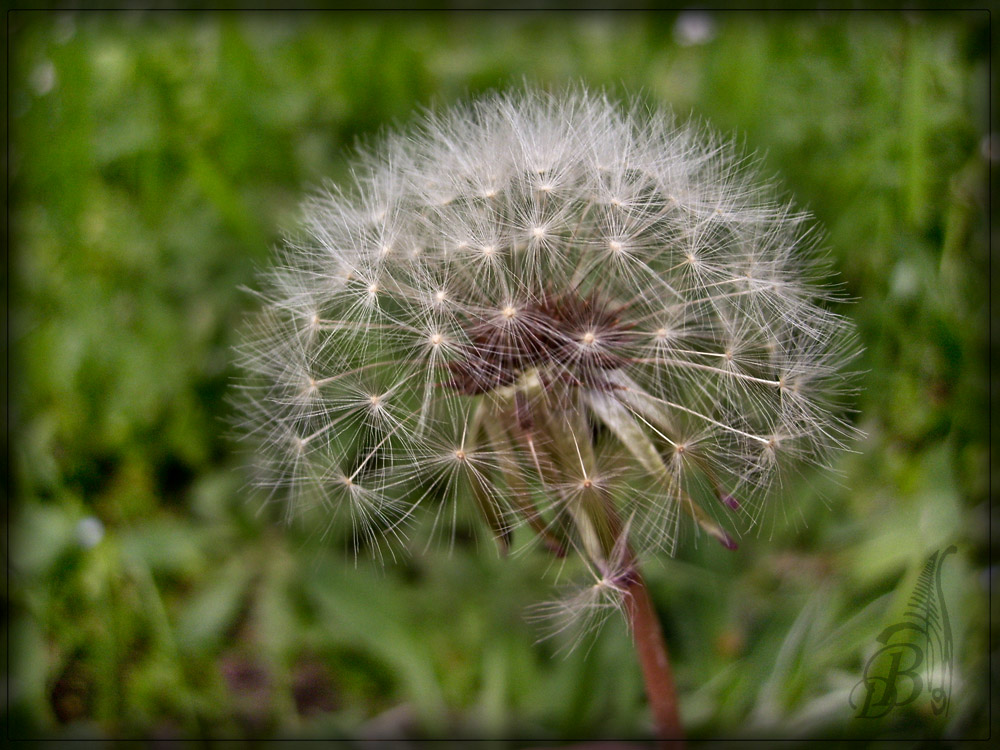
[235, 84, 861, 578]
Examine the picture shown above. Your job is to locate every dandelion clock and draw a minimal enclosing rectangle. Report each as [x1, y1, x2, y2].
[235, 86, 860, 740]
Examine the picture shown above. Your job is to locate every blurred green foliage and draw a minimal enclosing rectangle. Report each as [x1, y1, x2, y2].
[7, 10, 990, 742]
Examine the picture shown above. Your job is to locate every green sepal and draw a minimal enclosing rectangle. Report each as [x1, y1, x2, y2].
[584, 387, 734, 549]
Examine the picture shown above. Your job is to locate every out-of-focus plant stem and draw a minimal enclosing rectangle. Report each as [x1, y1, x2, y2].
[623, 564, 684, 747]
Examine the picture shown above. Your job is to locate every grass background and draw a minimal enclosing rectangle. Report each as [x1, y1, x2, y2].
[7, 10, 992, 742]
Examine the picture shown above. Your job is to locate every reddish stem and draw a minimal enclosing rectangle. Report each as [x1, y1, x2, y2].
[623, 566, 684, 747]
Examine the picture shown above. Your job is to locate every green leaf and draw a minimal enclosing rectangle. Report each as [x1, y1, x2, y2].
[175, 555, 255, 655]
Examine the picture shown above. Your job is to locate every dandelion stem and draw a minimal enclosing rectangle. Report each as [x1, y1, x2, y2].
[623, 564, 684, 746]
